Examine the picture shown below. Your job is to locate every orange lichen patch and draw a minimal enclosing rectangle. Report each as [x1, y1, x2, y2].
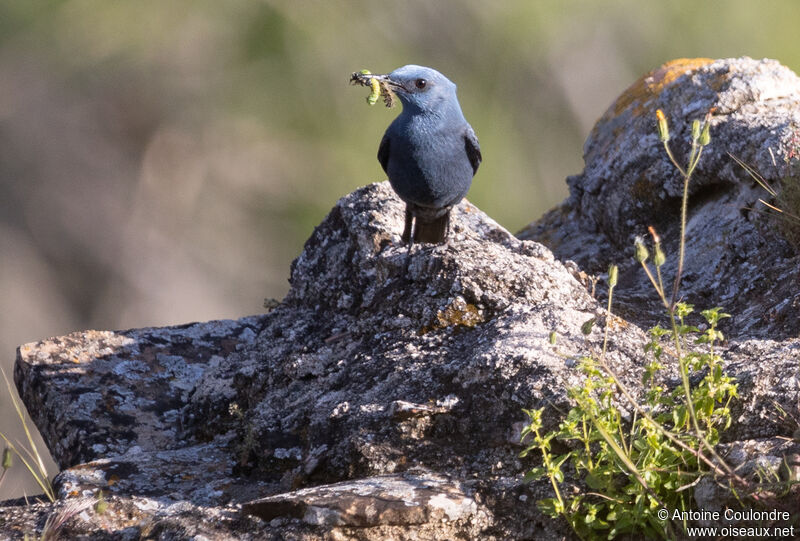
[421, 297, 485, 333]
[606, 314, 629, 332]
[610, 58, 715, 118]
[435, 301, 483, 328]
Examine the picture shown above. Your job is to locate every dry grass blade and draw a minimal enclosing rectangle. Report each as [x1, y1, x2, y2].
[0, 368, 55, 502]
[38, 498, 95, 541]
[730, 152, 800, 237]
[729, 152, 777, 196]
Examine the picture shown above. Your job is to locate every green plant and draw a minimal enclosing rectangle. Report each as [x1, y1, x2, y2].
[521, 110, 744, 540]
[0, 368, 55, 502]
[522, 306, 738, 539]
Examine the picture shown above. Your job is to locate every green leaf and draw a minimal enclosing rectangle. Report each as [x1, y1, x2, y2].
[648, 324, 670, 338]
[585, 472, 604, 490]
[537, 498, 560, 517]
[701, 307, 730, 325]
[677, 324, 700, 336]
[524, 467, 546, 482]
[615, 514, 634, 529]
[554, 453, 571, 469]
[674, 302, 694, 318]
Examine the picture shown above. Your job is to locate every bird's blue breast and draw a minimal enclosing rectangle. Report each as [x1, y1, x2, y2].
[384, 110, 475, 210]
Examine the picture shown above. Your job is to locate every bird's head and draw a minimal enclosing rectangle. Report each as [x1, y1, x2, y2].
[377, 65, 459, 115]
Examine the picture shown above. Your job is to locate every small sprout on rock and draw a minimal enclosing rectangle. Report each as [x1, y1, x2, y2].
[607, 264, 618, 288]
[549, 331, 557, 345]
[94, 490, 108, 515]
[634, 236, 649, 263]
[581, 318, 596, 335]
[648, 226, 665, 267]
[656, 109, 670, 142]
[699, 120, 711, 147]
[691, 119, 701, 141]
[653, 244, 665, 267]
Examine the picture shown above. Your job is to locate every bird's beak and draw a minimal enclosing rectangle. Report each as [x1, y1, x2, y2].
[353, 73, 405, 90]
[376, 75, 405, 92]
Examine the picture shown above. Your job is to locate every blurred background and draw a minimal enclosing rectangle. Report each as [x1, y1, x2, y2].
[1, 0, 799, 501]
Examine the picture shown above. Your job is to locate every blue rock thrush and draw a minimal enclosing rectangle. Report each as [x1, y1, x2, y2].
[368, 65, 482, 244]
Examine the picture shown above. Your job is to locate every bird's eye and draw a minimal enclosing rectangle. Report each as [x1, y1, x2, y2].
[415, 78, 427, 89]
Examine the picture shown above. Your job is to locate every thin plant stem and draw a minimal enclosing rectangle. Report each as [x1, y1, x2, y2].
[587, 408, 667, 510]
[655, 265, 665, 302]
[594, 355, 746, 487]
[532, 425, 580, 539]
[602, 282, 614, 358]
[639, 262, 667, 308]
[668, 143, 704, 309]
[660, 127, 716, 463]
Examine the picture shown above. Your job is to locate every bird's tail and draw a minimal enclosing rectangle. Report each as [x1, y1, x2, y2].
[413, 211, 450, 244]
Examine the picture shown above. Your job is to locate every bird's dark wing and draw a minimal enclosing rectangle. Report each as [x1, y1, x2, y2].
[377, 133, 391, 173]
[464, 126, 482, 174]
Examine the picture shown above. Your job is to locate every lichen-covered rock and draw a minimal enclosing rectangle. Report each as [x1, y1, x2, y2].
[520, 57, 800, 339]
[4, 57, 800, 540]
[243, 471, 484, 528]
[187, 182, 646, 496]
[13, 182, 632, 539]
[15, 317, 268, 469]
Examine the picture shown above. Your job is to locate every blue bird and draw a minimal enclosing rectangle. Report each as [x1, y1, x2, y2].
[368, 65, 481, 244]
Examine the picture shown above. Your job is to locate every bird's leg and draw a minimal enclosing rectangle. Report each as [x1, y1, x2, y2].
[402, 206, 414, 245]
[443, 211, 451, 243]
[402, 207, 414, 276]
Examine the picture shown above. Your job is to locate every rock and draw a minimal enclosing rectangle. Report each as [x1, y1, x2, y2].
[242, 471, 483, 528]
[694, 437, 800, 528]
[14, 317, 267, 470]
[520, 57, 800, 339]
[3, 57, 799, 539]
[187, 182, 648, 497]
[11, 182, 613, 539]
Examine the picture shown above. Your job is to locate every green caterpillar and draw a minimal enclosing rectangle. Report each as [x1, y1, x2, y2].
[351, 69, 395, 108]
[362, 69, 381, 106]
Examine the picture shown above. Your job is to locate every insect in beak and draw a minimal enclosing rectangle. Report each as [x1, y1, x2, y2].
[350, 70, 396, 108]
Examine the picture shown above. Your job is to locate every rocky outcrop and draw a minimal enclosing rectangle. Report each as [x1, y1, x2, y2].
[2, 57, 799, 539]
[9, 184, 629, 539]
[519, 57, 800, 339]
